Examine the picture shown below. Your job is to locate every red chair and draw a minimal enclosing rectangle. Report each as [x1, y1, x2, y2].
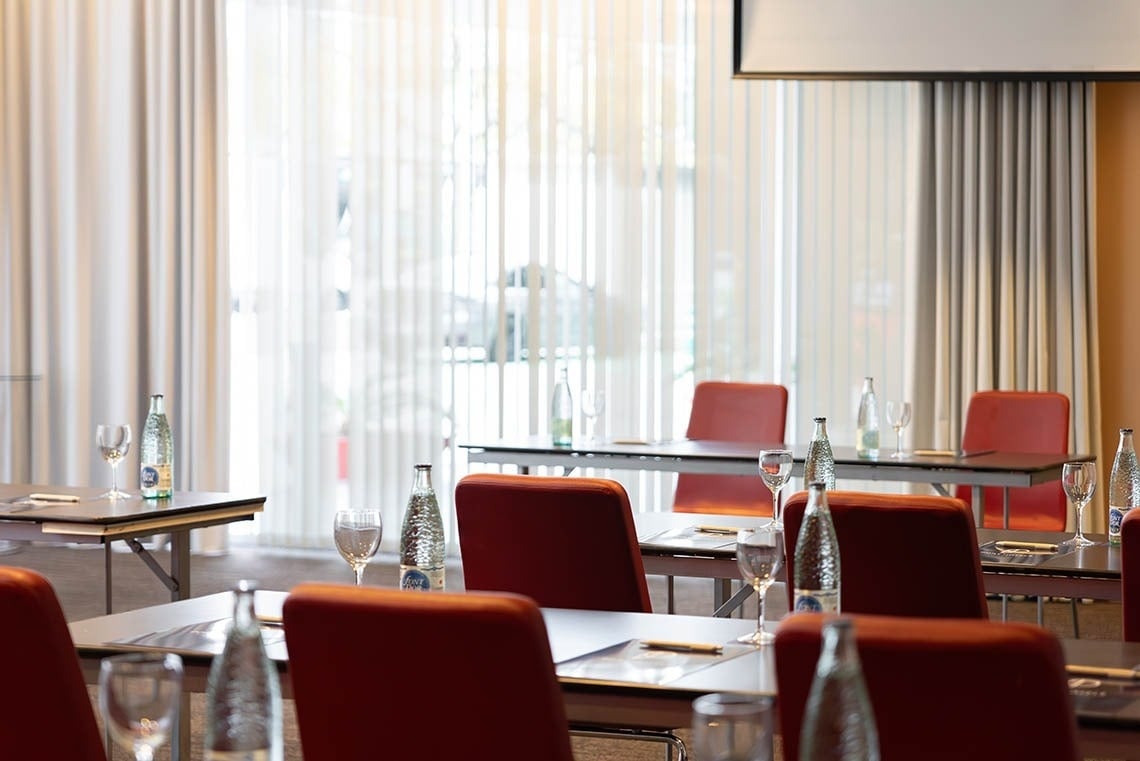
[284, 584, 574, 761]
[672, 381, 789, 517]
[774, 613, 1080, 761]
[782, 490, 988, 619]
[1122, 509, 1140, 641]
[455, 473, 652, 612]
[0, 567, 107, 760]
[954, 390, 1070, 530]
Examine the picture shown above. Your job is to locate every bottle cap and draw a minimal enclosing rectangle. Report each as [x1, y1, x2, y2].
[809, 481, 828, 491]
[1122, 428, 1134, 434]
[813, 416, 826, 423]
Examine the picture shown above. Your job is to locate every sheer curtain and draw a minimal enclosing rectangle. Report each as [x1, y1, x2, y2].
[0, 0, 228, 505]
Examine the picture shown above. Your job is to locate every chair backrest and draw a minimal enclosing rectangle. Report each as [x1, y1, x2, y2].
[672, 381, 789, 516]
[774, 613, 1080, 761]
[1123, 509, 1140, 641]
[954, 390, 1070, 530]
[455, 473, 653, 613]
[0, 567, 107, 760]
[782, 490, 988, 618]
[284, 584, 575, 761]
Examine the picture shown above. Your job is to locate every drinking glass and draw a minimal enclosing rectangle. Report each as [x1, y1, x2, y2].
[885, 401, 912, 459]
[96, 423, 132, 499]
[735, 528, 785, 646]
[98, 652, 183, 761]
[692, 693, 775, 761]
[333, 509, 383, 585]
[758, 449, 794, 531]
[1062, 461, 1097, 548]
[581, 388, 606, 441]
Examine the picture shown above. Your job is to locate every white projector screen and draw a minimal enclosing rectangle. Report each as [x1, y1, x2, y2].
[735, 0, 1140, 80]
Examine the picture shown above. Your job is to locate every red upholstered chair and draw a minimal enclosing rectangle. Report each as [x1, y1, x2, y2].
[672, 381, 789, 517]
[284, 584, 574, 761]
[782, 490, 988, 619]
[774, 613, 1080, 761]
[954, 390, 1070, 530]
[1122, 509, 1140, 641]
[0, 567, 107, 760]
[455, 473, 652, 613]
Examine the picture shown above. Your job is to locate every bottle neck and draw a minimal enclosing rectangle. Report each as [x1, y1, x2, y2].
[819, 620, 858, 672]
[813, 420, 828, 439]
[149, 395, 165, 415]
[232, 586, 257, 631]
[413, 465, 433, 493]
[1121, 432, 1134, 454]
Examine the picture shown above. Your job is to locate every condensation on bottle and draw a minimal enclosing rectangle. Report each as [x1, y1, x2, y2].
[793, 482, 841, 613]
[551, 366, 574, 447]
[855, 377, 880, 459]
[204, 580, 283, 761]
[804, 417, 837, 490]
[140, 393, 173, 498]
[800, 618, 881, 761]
[1109, 427, 1140, 545]
[399, 463, 446, 591]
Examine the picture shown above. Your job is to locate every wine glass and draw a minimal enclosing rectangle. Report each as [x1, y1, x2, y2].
[98, 652, 183, 761]
[333, 509, 383, 585]
[735, 528, 785, 646]
[758, 449, 794, 530]
[885, 401, 912, 459]
[692, 693, 775, 761]
[1062, 461, 1097, 548]
[581, 388, 606, 441]
[96, 423, 133, 499]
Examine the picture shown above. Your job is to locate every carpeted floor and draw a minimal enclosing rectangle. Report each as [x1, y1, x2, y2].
[6, 541, 1125, 760]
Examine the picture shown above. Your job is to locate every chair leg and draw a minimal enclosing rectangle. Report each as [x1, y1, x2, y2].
[667, 575, 676, 614]
[1036, 596, 1044, 626]
[571, 726, 687, 761]
[1070, 597, 1080, 639]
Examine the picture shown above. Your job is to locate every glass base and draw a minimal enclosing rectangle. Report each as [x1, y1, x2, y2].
[765, 518, 784, 532]
[1061, 534, 1097, 548]
[890, 450, 909, 459]
[100, 489, 131, 500]
[737, 629, 775, 646]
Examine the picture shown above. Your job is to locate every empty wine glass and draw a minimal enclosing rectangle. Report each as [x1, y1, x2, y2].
[96, 423, 132, 499]
[758, 449, 794, 531]
[98, 652, 183, 761]
[1062, 461, 1097, 548]
[736, 528, 785, 646]
[333, 509, 383, 585]
[581, 388, 606, 441]
[885, 401, 912, 459]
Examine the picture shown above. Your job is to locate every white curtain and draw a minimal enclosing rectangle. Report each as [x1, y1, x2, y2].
[913, 80, 1101, 525]
[0, 0, 229, 503]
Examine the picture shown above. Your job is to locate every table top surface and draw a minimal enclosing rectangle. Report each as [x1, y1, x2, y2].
[0, 485, 266, 525]
[68, 589, 1140, 726]
[633, 511, 1122, 579]
[461, 436, 1093, 474]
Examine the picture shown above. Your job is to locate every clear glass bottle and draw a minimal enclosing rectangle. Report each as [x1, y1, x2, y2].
[399, 464, 446, 591]
[855, 378, 880, 459]
[800, 618, 881, 761]
[1109, 427, 1140, 545]
[551, 366, 574, 447]
[139, 393, 173, 498]
[804, 416, 837, 490]
[204, 580, 282, 761]
[793, 482, 841, 613]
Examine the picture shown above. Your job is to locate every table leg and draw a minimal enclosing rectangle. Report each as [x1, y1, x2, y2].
[971, 485, 984, 526]
[170, 531, 191, 602]
[1003, 487, 1011, 529]
[175, 693, 190, 761]
[104, 544, 113, 614]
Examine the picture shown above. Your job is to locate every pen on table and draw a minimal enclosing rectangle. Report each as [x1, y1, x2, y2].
[640, 639, 724, 655]
[28, 493, 81, 503]
[995, 540, 1059, 552]
[1066, 664, 1140, 680]
[696, 525, 741, 536]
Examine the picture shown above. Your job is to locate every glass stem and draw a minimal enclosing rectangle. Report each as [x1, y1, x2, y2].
[771, 489, 782, 525]
[896, 429, 903, 457]
[354, 565, 365, 586]
[754, 585, 765, 636]
[110, 463, 118, 493]
[1076, 501, 1086, 543]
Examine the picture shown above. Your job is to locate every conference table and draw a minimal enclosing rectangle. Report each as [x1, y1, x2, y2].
[0, 485, 266, 613]
[69, 590, 1140, 760]
[460, 437, 1093, 528]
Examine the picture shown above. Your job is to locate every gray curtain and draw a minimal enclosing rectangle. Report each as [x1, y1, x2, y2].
[0, 1, 229, 513]
[910, 80, 1101, 528]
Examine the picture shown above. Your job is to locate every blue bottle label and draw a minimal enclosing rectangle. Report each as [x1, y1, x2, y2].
[1109, 505, 1130, 541]
[141, 466, 160, 488]
[793, 589, 839, 613]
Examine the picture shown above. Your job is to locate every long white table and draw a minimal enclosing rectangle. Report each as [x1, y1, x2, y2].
[69, 591, 1140, 761]
[461, 437, 1093, 528]
[0, 484, 265, 613]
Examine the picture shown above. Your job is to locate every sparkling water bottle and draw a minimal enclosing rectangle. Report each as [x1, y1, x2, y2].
[399, 464, 446, 591]
[139, 394, 173, 498]
[855, 378, 880, 459]
[800, 618, 881, 761]
[204, 580, 282, 761]
[551, 366, 574, 447]
[804, 417, 837, 490]
[1109, 427, 1140, 545]
[794, 482, 841, 613]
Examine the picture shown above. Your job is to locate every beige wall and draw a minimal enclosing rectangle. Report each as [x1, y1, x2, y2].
[1096, 82, 1140, 496]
